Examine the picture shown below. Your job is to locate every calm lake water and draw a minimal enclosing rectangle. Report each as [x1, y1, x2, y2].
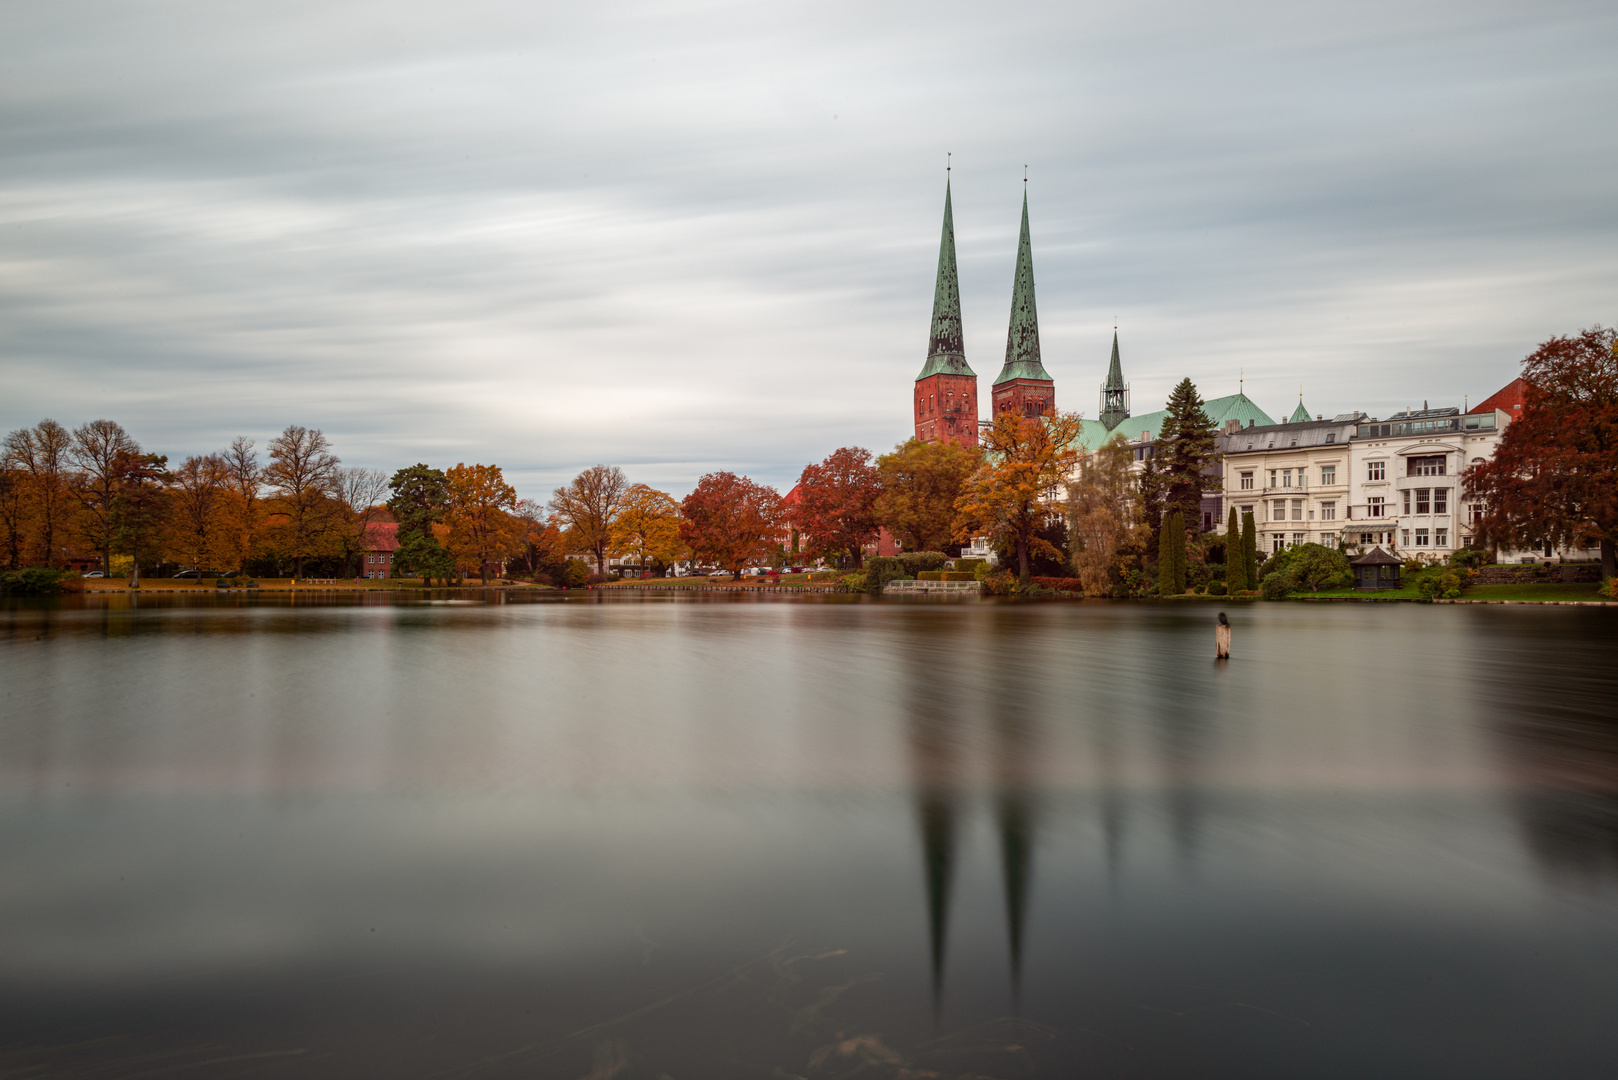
[3, 592, 1618, 1078]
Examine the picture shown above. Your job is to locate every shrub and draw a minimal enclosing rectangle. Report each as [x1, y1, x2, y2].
[981, 569, 1014, 596]
[954, 558, 986, 576]
[844, 572, 868, 593]
[940, 571, 976, 582]
[1206, 580, 1228, 596]
[1417, 570, 1463, 601]
[586, 573, 609, 586]
[1031, 576, 1084, 593]
[0, 568, 72, 595]
[1448, 547, 1488, 569]
[1260, 571, 1293, 600]
[862, 556, 912, 596]
[1605, 577, 1618, 600]
[561, 559, 590, 588]
[917, 570, 944, 581]
[897, 551, 948, 575]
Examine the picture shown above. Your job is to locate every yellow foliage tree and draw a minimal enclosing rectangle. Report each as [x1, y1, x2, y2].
[953, 412, 1083, 584]
[443, 463, 521, 584]
[611, 483, 684, 575]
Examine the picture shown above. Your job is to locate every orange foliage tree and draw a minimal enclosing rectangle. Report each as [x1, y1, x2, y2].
[444, 463, 522, 584]
[953, 412, 1083, 584]
[1466, 325, 1618, 577]
[793, 446, 881, 567]
[679, 471, 783, 579]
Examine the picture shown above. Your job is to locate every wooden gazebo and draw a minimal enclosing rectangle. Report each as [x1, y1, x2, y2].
[1349, 546, 1403, 591]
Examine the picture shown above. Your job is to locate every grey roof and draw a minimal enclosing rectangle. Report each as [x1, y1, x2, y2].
[1221, 412, 1366, 454]
[1349, 546, 1403, 566]
[917, 178, 974, 381]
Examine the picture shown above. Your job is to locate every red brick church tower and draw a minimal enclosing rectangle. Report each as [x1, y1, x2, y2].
[913, 177, 978, 447]
[990, 190, 1055, 418]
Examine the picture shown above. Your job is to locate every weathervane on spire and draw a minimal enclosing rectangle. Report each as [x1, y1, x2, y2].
[947, 151, 950, 174]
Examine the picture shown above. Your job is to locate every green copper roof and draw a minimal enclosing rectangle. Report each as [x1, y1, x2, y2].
[1099, 330, 1129, 430]
[916, 179, 974, 381]
[1289, 400, 1311, 423]
[993, 192, 1054, 386]
[1075, 390, 1276, 453]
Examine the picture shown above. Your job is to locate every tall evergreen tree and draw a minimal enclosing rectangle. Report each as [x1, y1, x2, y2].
[1157, 519, 1174, 596]
[1157, 378, 1222, 528]
[1241, 511, 1258, 592]
[1169, 512, 1187, 594]
[1226, 506, 1247, 592]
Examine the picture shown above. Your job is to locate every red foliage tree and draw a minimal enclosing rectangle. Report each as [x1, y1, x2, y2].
[1465, 325, 1618, 577]
[792, 446, 881, 568]
[679, 471, 784, 579]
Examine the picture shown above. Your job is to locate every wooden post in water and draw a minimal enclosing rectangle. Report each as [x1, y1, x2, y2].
[1216, 611, 1231, 659]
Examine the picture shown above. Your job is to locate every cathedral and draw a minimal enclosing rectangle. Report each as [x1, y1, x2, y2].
[913, 178, 1058, 446]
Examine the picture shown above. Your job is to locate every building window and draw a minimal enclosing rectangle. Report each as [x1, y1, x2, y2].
[1269, 469, 1277, 488]
[1368, 461, 1386, 481]
[1359, 532, 1374, 545]
[1273, 537, 1285, 553]
[1367, 496, 1384, 518]
[1291, 499, 1303, 520]
[1273, 501, 1287, 522]
[1293, 532, 1306, 546]
[1320, 534, 1337, 548]
[1282, 469, 1293, 488]
[1409, 455, 1446, 476]
[1467, 502, 1484, 525]
[1433, 488, 1448, 514]
[1415, 529, 1429, 546]
[1321, 465, 1336, 486]
[1240, 471, 1254, 490]
[1416, 489, 1430, 514]
[1402, 529, 1411, 546]
[1321, 502, 1336, 521]
[1435, 528, 1449, 547]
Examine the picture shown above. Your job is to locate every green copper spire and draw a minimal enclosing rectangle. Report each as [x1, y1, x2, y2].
[1289, 399, 1311, 423]
[1100, 329, 1130, 430]
[994, 191, 1054, 386]
[916, 179, 974, 381]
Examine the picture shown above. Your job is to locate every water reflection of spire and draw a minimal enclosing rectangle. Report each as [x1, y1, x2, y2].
[993, 677, 1039, 1000]
[904, 636, 965, 1014]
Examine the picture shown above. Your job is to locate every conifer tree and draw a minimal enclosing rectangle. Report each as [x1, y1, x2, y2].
[1241, 511, 1258, 592]
[1157, 519, 1174, 596]
[1226, 506, 1247, 592]
[1169, 511, 1187, 594]
[1157, 378, 1222, 527]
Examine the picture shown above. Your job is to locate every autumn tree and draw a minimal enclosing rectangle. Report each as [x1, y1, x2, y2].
[793, 447, 882, 567]
[264, 425, 342, 577]
[220, 437, 263, 573]
[611, 483, 684, 575]
[3, 420, 73, 567]
[110, 452, 171, 586]
[168, 454, 230, 570]
[679, 471, 784, 579]
[1066, 435, 1137, 595]
[443, 463, 522, 584]
[1466, 325, 1618, 577]
[509, 499, 567, 580]
[1156, 378, 1221, 530]
[953, 412, 1082, 585]
[875, 438, 982, 554]
[0, 462, 24, 570]
[334, 467, 391, 578]
[550, 465, 630, 574]
[69, 419, 139, 574]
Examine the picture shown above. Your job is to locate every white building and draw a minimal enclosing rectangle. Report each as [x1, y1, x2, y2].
[1219, 411, 1366, 553]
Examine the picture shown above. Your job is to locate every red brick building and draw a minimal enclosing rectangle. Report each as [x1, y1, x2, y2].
[359, 521, 399, 578]
[990, 191, 1055, 420]
[914, 178, 979, 448]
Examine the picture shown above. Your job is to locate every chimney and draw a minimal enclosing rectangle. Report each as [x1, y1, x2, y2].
[1224, 419, 1242, 434]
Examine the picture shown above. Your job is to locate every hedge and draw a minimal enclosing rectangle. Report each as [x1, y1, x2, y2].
[1030, 576, 1085, 593]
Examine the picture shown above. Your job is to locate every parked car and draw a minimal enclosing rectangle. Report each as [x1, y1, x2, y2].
[82, 570, 105, 578]
[173, 569, 201, 578]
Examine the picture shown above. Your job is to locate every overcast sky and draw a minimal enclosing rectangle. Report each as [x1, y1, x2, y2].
[2, 0, 1614, 498]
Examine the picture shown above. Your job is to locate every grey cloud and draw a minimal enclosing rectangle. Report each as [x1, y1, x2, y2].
[2, 0, 1615, 495]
